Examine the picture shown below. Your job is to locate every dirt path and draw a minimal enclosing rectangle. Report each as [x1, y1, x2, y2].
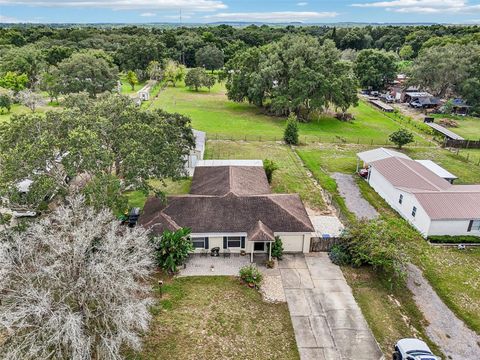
[406, 264, 480, 360]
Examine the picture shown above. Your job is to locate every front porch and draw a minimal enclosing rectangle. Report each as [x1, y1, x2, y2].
[178, 253, 269, 277]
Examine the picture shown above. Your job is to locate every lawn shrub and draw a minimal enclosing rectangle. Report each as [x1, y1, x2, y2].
[341, 219, 409, 287]
[151, 228, 193, 274]
[428, 235, 480, 244]
[239, 265, 263, 288]
[271, 236, 284, 259]
[263, 159, 279, 184]
[284, 114, 299, 145]
[329, 243, 351, 265]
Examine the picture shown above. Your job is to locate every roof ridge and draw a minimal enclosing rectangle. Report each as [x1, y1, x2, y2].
[396, 157, 447, 191]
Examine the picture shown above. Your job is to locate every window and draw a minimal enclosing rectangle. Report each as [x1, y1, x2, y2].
[191, 237, 206, 249]
[399, 194, 403, 204]
[468, 220, 480, 232]
[412, 206, 417, 217]
[227, 236, 241, 248]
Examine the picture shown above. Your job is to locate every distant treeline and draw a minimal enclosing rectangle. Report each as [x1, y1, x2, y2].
[1, 24, 479, 69]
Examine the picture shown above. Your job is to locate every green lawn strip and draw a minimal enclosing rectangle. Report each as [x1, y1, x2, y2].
[130, 276, 299, 360]
[356, 178, 480, 334]
[341, 266, 442, 356]
[125, 178, 192, 209]
[150, 82, 429, 145]
[204, 140, 326, 211]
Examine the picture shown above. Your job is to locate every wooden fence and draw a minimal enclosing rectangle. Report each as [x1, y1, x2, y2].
[443, 139, 480, 149]
[310, 237, 342, 252]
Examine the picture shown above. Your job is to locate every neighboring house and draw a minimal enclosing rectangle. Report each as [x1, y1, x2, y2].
[186, 129, 206, 176]
[357, 148, 480, 237]
[403, 91, 441, 109]
[140, 160, 314, 261]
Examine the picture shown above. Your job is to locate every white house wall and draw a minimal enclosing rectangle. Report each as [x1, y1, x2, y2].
[368, 168, 431, 236]
[190, 232, 309, 253]
[428, 220, 480, 236]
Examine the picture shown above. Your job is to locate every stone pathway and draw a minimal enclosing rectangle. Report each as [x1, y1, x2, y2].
[332, 173, 378, 220]
[280, 254, 383, 360]
[407, 264, 480, 360]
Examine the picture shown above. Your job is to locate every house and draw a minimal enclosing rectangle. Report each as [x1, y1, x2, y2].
[357, 148, 480, 237]
[185, 129, 206, 176]
[450, 98, 470, 116]
[403, 91, 441, 109]
[139, 160, 314, 261]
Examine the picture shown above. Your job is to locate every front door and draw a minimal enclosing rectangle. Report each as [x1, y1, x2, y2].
[254, 242, 265, 251]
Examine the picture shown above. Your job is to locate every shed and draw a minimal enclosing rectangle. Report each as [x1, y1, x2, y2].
[424, 122, 464, 141]
[415, 160, 458, 184]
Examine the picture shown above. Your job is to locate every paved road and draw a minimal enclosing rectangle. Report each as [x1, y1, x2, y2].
[407, 264, 480, 360]
[332, 173, 378, 220]
[280, 253, 383, 360]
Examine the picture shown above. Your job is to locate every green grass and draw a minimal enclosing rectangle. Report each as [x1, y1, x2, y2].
[125, 179, 192, 209]
[204, 140, 326, 211]
[149, 82, 429, 145]
[120, 74, 146, 95]
[129, 276, 299, 360]
[431, 113, 480, 140]
[342, 266, 442, 356]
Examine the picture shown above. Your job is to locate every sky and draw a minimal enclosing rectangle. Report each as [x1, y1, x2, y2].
[1, 0, 480, 24]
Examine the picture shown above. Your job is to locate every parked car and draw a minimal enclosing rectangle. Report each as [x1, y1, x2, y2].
[393, 339, 440, 360]
[382, 94, 395, 103]
[409, 100, 424, 109]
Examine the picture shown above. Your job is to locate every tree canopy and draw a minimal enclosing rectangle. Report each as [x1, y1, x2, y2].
[354, 49, 397, 91]
[0, 93, 194, 212]
[195, 44, 224, 71]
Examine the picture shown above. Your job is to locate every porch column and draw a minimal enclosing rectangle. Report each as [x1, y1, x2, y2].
[250, 243, 254, 263]
[268, 242, 271, 261]
[356, 157, 359, 173]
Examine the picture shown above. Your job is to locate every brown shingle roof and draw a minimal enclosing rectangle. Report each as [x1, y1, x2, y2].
[370, 157, 452, 192]
[190, 166, 271, 196]
[140, 193, 314, 235]
[248, 220, 275, 242]
[140, 165, 313, 235]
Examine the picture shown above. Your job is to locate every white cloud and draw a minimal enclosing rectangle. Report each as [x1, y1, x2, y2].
[351, 0, 480, 14]
[0, 14, 34, 22]
[204, 11, 338, 22]
[140, 12, 156, 17]
[0, 0, 227, 12]
[297, 2, 308, 6]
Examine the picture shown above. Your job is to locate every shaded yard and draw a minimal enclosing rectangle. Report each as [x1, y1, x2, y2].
[149, 82, 428, 145]
[130, 276, 298, 360]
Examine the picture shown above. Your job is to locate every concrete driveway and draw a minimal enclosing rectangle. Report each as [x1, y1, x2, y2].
[280, 253, 383, 360]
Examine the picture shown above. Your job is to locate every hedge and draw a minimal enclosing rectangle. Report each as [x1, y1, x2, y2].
[428, 235, 480, 244]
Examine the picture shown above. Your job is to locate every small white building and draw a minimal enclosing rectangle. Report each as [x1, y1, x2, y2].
[186, 129, 206, 176]
[357, 148, 480, 237]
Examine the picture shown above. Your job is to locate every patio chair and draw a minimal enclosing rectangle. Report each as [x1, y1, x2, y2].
[223, 248, 231, 258]
[200, 248, 208, 257]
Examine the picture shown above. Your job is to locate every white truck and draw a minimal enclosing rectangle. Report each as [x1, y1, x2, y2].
[393, 339, 441, 360]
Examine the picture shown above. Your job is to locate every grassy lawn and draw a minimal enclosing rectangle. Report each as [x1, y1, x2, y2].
[120, 73, 147, 95]
[431, 113, 480, 140]
[204, 140, 326, 211]
[131, 276, 299, 360]
[149, 82, 428, 145]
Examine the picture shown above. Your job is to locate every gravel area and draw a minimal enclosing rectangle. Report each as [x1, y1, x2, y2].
[332, 173, 378, 220]
[407, 264, 480, 360]
[260, 271, 286, 303]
